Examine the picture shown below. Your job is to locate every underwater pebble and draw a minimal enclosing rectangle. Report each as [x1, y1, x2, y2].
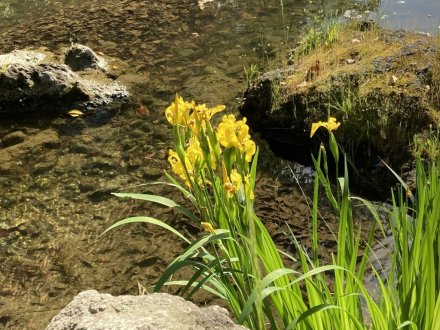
[178, 48, 194, 57]
[141, 166, 163, 180]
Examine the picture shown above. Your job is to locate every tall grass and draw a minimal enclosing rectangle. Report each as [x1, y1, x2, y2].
[379, 159, 440, 329]
[104, 96, 440, 329]
[292, 19, 341, 59]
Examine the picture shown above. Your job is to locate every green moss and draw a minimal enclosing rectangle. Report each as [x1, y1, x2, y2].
[280, 24, 440, 164]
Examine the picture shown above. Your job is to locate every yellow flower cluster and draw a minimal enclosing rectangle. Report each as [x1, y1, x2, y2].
[165, 94, 256, 199]
[165, 94, 225, 136]
[217, 115, 256, 162]
[310, 117, 341, 138]
[167, 137, 204, 184]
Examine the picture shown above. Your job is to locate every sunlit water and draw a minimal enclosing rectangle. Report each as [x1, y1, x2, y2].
[0, 0, 437, 328]
[379, 0, 440, 34]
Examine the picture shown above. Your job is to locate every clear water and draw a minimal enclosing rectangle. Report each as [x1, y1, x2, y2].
[0, 0, 437, 328]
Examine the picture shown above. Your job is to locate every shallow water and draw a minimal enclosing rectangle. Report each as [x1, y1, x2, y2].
[0, 0, 437, 328]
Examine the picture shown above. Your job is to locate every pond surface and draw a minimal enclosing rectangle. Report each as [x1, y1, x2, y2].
[379, 0, 440, 34]
[0, 0, 436, 328]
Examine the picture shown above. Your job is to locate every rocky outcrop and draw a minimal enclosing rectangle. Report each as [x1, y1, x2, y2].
[46, 290, 247, 330]
[0, 45, 128, 116]
[240, 26, 440, 195]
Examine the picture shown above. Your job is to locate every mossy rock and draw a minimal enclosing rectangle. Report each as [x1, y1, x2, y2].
[240, 25, 440, 196]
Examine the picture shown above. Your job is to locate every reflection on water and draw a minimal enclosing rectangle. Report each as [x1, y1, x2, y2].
[0, 0, 435, 328]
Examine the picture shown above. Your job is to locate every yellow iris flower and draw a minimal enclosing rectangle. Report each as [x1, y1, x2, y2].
[194, 104, 225, 122]
[201, 222, 215, 234]
[168, 149, 187, 179]
[186, 137, 203, 165]
[166, 95, 225, 135]
[165, 96, 256, 191]
[165, 94, 195, 126]
[310, 117, 341, 138]
[217, 115, 240, 149]
[217, 115, 256, 162]
[243, 139, 256, 162]
[221, 163, 242, 197]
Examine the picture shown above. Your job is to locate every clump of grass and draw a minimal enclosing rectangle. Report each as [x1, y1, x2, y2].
[293, 19, 342, 59]
[380, 157, 440, 329]
[413, 125, 440, 160]
[244, 63, 260, 88]
[326, 82, 359, 119]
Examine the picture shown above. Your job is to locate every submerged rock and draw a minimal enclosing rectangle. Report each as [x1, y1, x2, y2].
[241, 26, 440, 195]
[0, 46, 128, 116]
[0, 129, 60, 174]
[46, 290, 248, 330]
[1, 131, 27, 147]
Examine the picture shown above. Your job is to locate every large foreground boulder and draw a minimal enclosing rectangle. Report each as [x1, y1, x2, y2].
[46, 290, 247, 330]
[0, 46, 128, 116]
[241, 25, 440, 195]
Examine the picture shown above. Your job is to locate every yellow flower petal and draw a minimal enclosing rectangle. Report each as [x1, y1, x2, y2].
[327, 117, 341, 131]
[230, 169, 242, 192]
[243, 139, 256, 162]
[201, 222, 215, 234]
[310, 117, 340, 137]
[310, 121, 325, 138]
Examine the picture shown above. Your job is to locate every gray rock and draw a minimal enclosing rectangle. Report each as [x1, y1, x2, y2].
[0, 50, 46, 67]
[64, 44, 107, 72]
[46, 290, 247, 330]
[1, 131, 27, 147]
[0, 48, 128, 116]
[0, 63, 84, 102]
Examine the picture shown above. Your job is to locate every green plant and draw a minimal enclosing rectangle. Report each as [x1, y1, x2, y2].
[294, 19, 342, 59]
[104, 95, 299, 329]
[104, 95, 440, 329]
[378, 159, 440, 329]
[413, 125, 440, 160]
[244, 64, 260, 88]
[326, 84, 358, 119]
